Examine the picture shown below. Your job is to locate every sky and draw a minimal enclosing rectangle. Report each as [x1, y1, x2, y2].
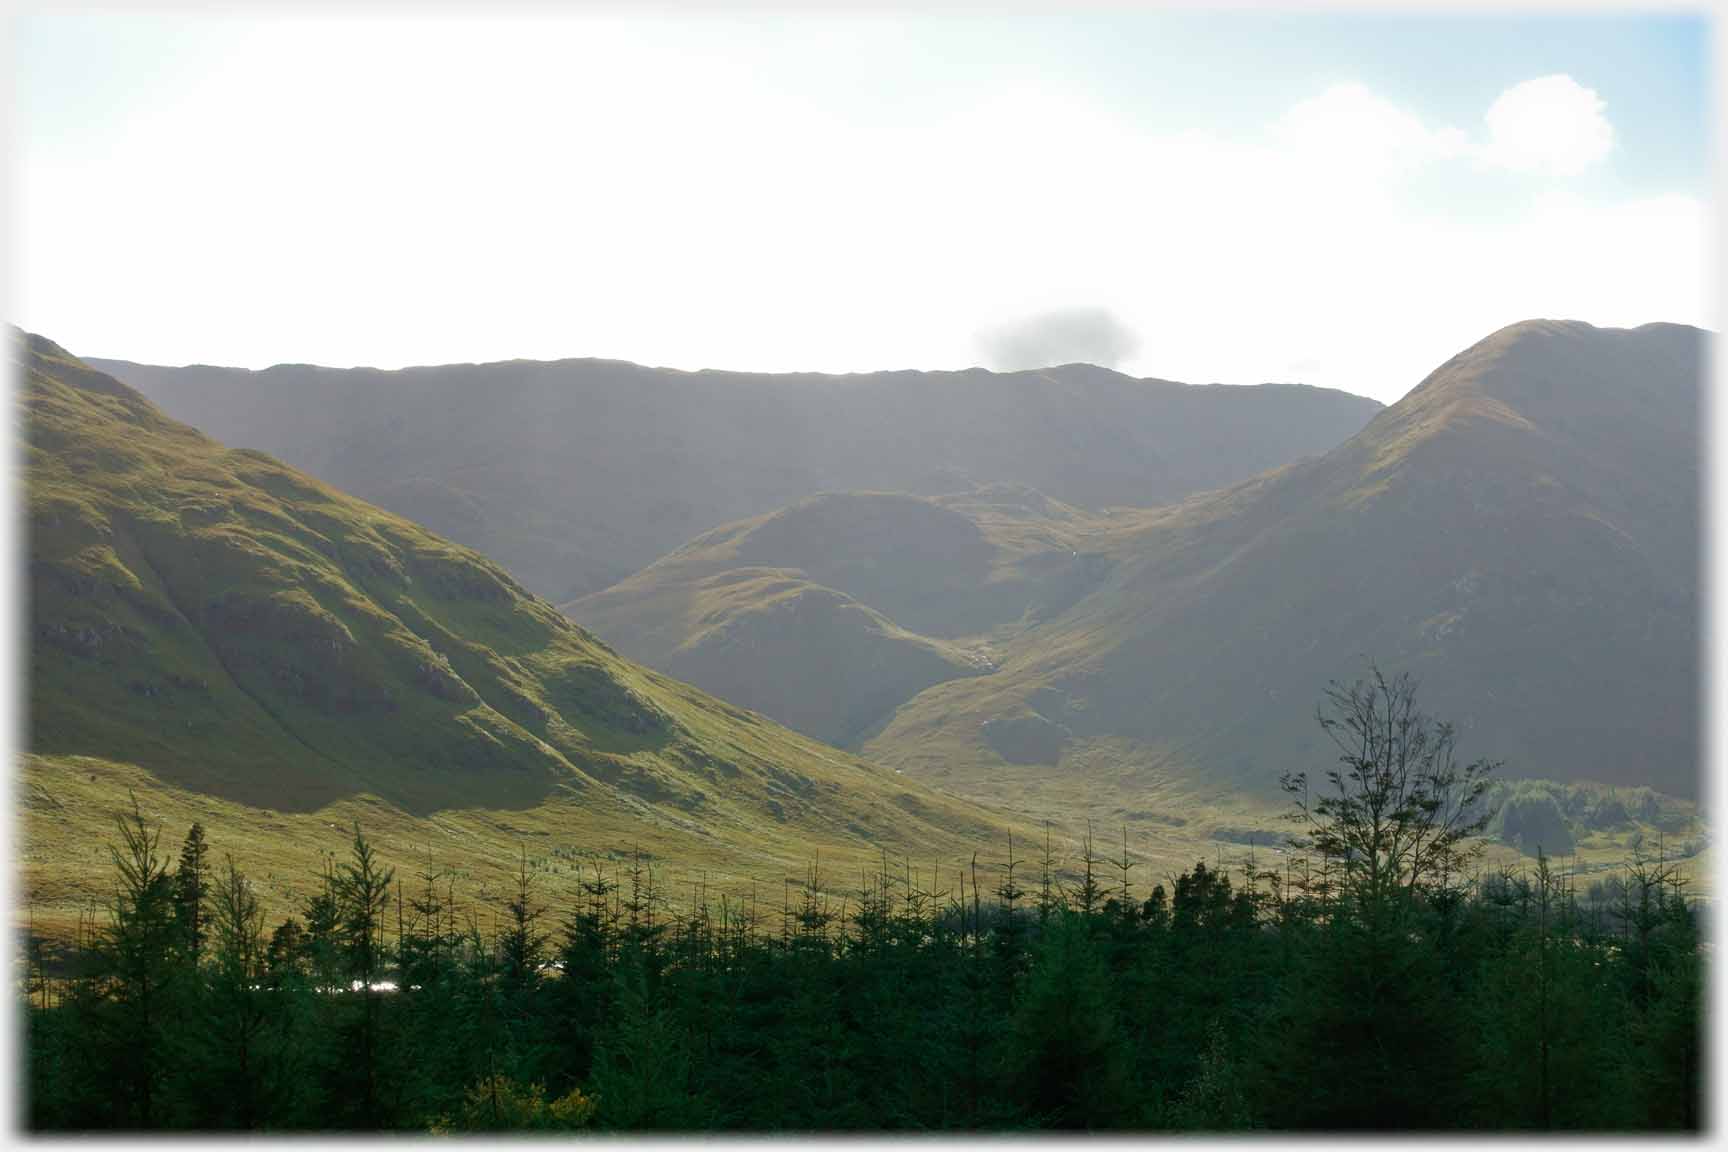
[10, 7, 1716, 404]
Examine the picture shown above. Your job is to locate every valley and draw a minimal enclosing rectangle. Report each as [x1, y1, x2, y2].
[25, 320, 1708, 940]
[558, 323, 1706, 853]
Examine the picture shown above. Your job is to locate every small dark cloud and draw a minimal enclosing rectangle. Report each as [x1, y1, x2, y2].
[976, 307, 1141, 371]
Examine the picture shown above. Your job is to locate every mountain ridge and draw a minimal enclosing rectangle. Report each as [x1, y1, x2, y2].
[860, 318, 1703, 803]
[89, 350, 1383, 601]
[556, 319, 1703, 808]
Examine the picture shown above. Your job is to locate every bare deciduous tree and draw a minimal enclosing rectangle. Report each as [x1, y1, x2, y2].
[1281, 663, 1497, 913]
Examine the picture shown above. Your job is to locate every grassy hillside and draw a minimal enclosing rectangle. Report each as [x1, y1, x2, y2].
[864, 320, 1704, 807]
[20, 332, 1031, 939]
[567, 487, 1136, 747]
[91, 354, 1381, 601]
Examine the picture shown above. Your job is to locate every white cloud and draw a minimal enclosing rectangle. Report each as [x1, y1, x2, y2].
[14, 19, 1705, 407]
[1272, 83, 1469, 177]
[1483, 74, 1615, 177]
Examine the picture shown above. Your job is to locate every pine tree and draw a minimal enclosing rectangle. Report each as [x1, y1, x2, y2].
[98, 795, 183, 1126]
[195, 855, 271, 1128]
[993, 834, 1029, 1000]
[331, 823, 397, 1126]
[301, 856, 342, 991]
[1009, 908, 1130, 1128]
[333, 824, 395, 988]
[499, 848, 549, 991]
[267, 918, 306, 982]
[1075, 824, 1106, 918]
[172, 823, 211, 966]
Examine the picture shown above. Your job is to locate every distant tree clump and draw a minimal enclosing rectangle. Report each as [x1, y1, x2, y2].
[1496, 791, 1576, 857]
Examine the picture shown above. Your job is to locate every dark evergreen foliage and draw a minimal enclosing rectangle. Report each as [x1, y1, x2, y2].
[22, 816, 1703, 1132]
[20, 683, 1704, 1132]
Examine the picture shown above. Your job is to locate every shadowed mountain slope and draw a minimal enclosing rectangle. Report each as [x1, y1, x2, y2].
[566, 486, 1140, 747]
[862, 321, 1705, 802]
[90, 354, 1382, 600]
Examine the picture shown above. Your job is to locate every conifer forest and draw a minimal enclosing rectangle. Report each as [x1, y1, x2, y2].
[22, 674, 1704, 1132]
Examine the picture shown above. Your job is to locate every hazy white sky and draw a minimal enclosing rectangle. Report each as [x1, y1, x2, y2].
[13, 9, 1715, 403]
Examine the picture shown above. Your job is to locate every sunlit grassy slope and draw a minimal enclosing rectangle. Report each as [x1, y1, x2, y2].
[20, 332, 1035, 939]
[20, 752, 995, 946]
[43, 745, 1695, 953]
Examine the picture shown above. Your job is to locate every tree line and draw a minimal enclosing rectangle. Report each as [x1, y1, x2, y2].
[22, 669, 1704, 1131]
